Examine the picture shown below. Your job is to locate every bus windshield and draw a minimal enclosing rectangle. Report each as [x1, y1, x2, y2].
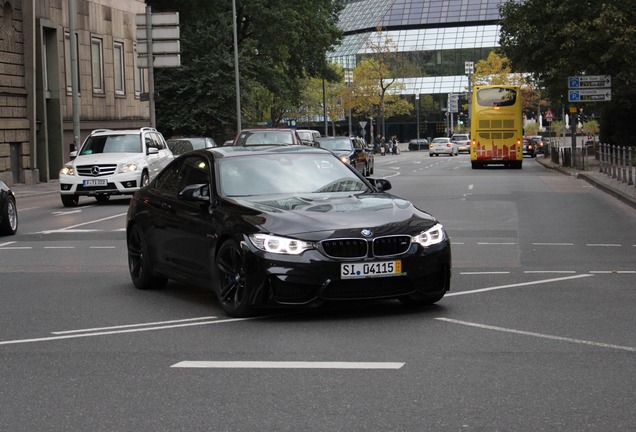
[476, 88, 517, 107]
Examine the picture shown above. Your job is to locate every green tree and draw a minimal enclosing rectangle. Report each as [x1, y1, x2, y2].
[146, 0, 344, 141]
[498, 0, 636, 146]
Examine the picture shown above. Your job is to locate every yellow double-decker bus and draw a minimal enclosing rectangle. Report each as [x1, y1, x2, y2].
[470, 85, 523, 169]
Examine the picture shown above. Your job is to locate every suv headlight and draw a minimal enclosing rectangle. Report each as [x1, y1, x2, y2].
[249, 234, 314, 255]
[60, 164, 74, 176]
[412, 223, 446, 247]
[119, 163, 138, 173]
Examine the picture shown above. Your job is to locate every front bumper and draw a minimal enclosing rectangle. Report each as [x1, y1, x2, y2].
[60, 173, 141, 196]
[241, 239, 452, 309]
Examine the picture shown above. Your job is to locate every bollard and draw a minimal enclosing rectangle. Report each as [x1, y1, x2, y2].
[628, 147, 634, 186]
[611, 145, 617, 179]
[621, 146, 627, 183]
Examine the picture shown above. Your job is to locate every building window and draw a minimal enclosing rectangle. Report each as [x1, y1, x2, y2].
[114, 41, 125, 95]
[91, 37, 104, 94]
[133, 42, 146, 96]
[64, 32, 80, 94]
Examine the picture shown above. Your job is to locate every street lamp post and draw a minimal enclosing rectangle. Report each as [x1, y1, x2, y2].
[416, 94, 420, 142]
[465, 61, 474, 128]
[232, 0, 241, 133]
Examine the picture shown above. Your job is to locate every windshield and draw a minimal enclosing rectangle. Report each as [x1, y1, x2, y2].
[219, 153, 368, 197]
[80, 134, 141, 155]
[315, 138, 353, 151]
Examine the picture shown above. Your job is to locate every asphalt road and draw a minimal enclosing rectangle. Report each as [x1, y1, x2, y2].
[1, 153, 635, 431]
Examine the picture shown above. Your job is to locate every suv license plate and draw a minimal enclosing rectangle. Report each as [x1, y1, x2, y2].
[83, 179, 108, 187]
[341, 260, 401, 279]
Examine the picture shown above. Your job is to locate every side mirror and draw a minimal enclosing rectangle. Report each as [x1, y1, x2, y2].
[372, 178, 392, 192]
[178, 183, 210, 202]
[147, 147, 159, 155]
[70, 150, 77, 160]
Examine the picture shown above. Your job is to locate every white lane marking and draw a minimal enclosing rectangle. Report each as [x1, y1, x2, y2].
[586, 244, 621, 247]
[435, 318, 636, 352]
[0, 241, 17, 247]
[460, 271, 510, 275]
[89, 246, 116, 249]
[38, 212, 127, 234]
[0, 246, 32, 250]
[52, 210, 83, 216]
[53, 316, 218, 334]
[446, 274, 594, 297]
[477, 242, 516, 245]
[524, 270, 576, 274]
[532, 243, 574, 246]
[44, 246, 75, 249]
[0, 316, 260, 346]
[589, 270, 636, 274]
[171, 361, 404, 370]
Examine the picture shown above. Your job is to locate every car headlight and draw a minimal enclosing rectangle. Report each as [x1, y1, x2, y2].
[60, 165, 74, 176]
[119, 163, 138, 173]
[339, 156, 350, 164]
[249, 234, 314, 255]
[412, 223, 446, 247]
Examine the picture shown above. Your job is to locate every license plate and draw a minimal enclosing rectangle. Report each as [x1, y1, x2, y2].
[341, 260, 402, 279]
[83, 179, 108, 187]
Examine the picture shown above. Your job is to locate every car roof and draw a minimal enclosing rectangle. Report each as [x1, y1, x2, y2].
[195, 144, 333, 159]
[89, 128, 157, 136]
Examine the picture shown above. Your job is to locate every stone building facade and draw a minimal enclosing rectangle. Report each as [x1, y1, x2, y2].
[0, 0, 149, 185]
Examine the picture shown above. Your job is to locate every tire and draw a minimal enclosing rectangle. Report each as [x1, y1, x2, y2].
[127, 223, 168, 290]
[61, 195, 79, 207]
[0, 196, 18, 235]
[214, 239, 253, 317]
[140, 171, 150, 188]
[95, 195, 110, 203]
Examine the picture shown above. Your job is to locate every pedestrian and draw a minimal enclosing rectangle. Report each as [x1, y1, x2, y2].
[374, 134, 382, 154]
[388, 136, 394, 155]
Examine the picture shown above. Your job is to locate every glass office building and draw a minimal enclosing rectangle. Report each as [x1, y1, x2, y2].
[329, 0, 508, 139]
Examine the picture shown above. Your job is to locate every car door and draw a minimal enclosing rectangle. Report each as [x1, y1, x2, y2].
[150, 154, 216, 283]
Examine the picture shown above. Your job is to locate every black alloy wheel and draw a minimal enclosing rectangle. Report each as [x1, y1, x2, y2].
[127, 223, 168, 290]
[214, 239, 253, 317]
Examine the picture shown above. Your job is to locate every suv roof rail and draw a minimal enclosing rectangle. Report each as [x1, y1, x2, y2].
[140, 127, 157, 132]
[90, 128, 113, 135]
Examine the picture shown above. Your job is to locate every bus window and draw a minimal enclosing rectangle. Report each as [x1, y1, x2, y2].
[476, 88, 517, 107]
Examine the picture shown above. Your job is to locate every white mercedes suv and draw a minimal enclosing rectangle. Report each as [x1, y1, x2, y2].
[59, 127, 173, 207]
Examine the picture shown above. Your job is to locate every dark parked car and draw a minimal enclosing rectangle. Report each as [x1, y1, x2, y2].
[126, 145, 451, 317]
[167, 137, 217, 155]
[315, 136, 374, 176]
[408, 139, 429, 151]
[0, 180, 18, 235]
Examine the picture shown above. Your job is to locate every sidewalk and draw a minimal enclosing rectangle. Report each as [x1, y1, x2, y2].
[534, 153, 636, 210]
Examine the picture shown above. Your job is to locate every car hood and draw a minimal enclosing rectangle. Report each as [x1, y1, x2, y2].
[230, 192, 437, 238]
[72, 153, 144, 165]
